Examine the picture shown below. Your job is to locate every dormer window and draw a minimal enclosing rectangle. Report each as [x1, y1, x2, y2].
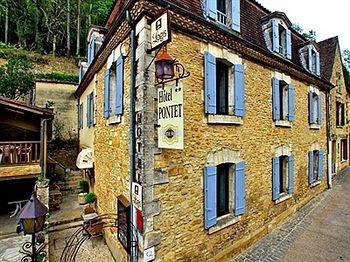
[87, 33, 104, 66]
[204, 0, 241, 32]
[263, 18, 292, 59]
[299, 45, 320, 76]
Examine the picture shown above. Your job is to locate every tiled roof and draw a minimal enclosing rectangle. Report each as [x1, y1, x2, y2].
[0, 96, 53, 117]
[317, 36, 339, 82]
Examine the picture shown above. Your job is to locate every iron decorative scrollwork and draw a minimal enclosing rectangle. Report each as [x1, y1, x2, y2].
[20, 239, 47, 262]
[156, 60, 190, 86]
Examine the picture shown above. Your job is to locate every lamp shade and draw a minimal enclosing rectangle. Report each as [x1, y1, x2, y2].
[155, 49, 175, 80]
[18, 194, 48, 234]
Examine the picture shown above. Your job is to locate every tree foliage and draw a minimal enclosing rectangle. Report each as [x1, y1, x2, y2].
[0, 56, 35, 99]
[0, 0, 114, 56]
[291, 23, 316, 41]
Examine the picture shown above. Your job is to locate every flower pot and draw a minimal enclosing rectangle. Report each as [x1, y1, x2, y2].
[78, 193, 87, 205]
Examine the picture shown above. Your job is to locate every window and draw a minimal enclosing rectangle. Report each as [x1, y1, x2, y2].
[272, 154, 294, 200]
[341, 139, 348, 161]
[336, 102, 345, 126]
[217, 164, 231, 217]
[204, 52, 245, 118]
[265, 18, 291, 59]
[204, 161, 246, 229]
[205, 0, 241, 32]
[308, 150, 323, 185]
[216, 60, 230, 115]
[78, 103, 83, 129]
[309, 91, 322, 125]
[272, 78, 294, 122]
[87, 35, 103, 66]
[301, 45, 320, 76]
[86, 92, 94, 128]
[103, 56, 124, 119]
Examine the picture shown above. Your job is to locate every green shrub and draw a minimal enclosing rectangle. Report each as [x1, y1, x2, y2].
[77, 180, 89, 193]
[84, 192, 97, 204]
[35, 72, 79, 83]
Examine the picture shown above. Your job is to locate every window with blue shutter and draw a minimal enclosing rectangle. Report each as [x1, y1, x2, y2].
[88, 35, 96, 66]
[204, 166, 217, 229]
[286, 30, 292, 59]
[288, 83, 295, 121]
[272, 157, 280, 200]
[309, 92, 314, 124]
[272, 19, 279, 53]
[116, 55, 124, 116]
[234, 64, 245, 117]
[231, 0, 240, 32]
[205, 0, 217, 20]
[308, 151, 314, 184]
[308, 46, 313, 72]
[272, 77, 280, 121]
[86, 93, 91, 128]
[318, 150, 323, 181]
[104, 69, 110, 118]
[288, 155, 294, 193]
[316, 52, 320, 76]
[317, 95, 322, 125]
[204, 52, 217, 114]
[234, 161, 246, 215]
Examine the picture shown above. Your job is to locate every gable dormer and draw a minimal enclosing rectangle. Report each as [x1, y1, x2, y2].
[299, 42, 320, 76]
[262, 12, 292, 60]
[87, 26, 106, 66]
[203, 0, 241, 32]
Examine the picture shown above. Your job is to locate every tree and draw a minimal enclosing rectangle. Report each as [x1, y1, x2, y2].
[343, 49, 350, 70]
[0, 56, 35, 100]
[292, 23, 317, 41]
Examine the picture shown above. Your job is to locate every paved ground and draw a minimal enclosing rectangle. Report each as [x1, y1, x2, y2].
[235, 169, 350, 262]
[0, 235, 30, 261]
[50, 194, 84, 225]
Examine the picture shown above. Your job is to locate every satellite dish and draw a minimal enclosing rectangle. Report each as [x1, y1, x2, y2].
[76, 148, 94, 169]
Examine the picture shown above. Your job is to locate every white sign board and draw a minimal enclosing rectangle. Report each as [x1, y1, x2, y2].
[143, 246, 155, 262]
[132, 182, 142, 210]
[158, 84, 184, 149]
[151, 11, 171, 50]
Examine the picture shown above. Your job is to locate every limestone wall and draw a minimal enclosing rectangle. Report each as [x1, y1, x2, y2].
[151, 31, 328, 261]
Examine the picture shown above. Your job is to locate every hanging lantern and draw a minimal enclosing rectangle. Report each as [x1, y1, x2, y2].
[155, 47, 175, 81]
[18, 193, 48, 235]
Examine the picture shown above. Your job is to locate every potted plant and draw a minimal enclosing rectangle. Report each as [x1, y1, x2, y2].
[77, 180, 89, 205]
[84, 192, 97, 205]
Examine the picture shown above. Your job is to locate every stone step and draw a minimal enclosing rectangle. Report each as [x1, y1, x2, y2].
[0, 232, 18, 241]
[48, 220, 83, 233]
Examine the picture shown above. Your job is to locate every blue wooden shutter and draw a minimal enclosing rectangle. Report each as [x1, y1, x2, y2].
[88, 35, 96, 65]
[234, 161, 246, 216]
[272, 77, 280, 121]
[272, 19, 279, 53]
[206, 0, 217, 20]
[231, 0, 241, 32]
[309, 92, 314, 124]
[86, 94, 91, 127]
[318, 150, 324, 181]
[81, 103, 83, 128]
[116, 56, 124, 115]
[316, 51, 320, 76]
[317, 95, 322, 125]
[204, 52, 217, 114]
[234, 64, 245, 117]
[288, 83, 295, 121]
[103, 69, 110, 118]
[77, 104, 81, 129]
[308, 46, 313, 72]
[288, 155, 294, 193]
[272, 157, 280, 200]
[286, 29, 292, 59]
[204, 166, 217, 229]
[308, 151, 314, 184]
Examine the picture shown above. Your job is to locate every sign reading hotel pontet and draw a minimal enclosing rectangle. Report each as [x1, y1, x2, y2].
[158, 83, 184, 149]
[150, 11, 171, 50]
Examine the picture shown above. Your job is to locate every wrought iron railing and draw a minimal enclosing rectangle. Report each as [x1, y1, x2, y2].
[0, 141, 40, 166]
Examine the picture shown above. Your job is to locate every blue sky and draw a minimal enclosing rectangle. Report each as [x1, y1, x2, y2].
[256, 0, 350, 50]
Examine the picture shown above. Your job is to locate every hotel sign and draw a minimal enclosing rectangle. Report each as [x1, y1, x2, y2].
[158, 84, 184, 149]
[150, 11, 171, 50]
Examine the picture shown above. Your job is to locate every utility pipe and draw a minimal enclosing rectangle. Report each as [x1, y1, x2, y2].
[326, 91, 332, 188]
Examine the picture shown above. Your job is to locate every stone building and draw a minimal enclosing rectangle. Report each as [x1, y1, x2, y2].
[318, 36, 349, 175]
[75, 0, 336, 261]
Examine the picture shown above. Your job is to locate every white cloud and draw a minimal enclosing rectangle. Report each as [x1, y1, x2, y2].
[256, 0, 350, 50]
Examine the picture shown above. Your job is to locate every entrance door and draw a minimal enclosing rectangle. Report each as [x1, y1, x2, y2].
[332, 140, 337, 174]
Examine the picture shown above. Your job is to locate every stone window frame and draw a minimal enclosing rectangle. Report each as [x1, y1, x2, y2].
[308, 86, 321, 130]
[105, 44, 124, 125]
[340, 138, 348, 162]
[272, 71, 293, 128]
[201, 43, 244, 125]
[309, 143, 322, 187]
[273, 145, 293, 204]
[206, 148, 244, 234]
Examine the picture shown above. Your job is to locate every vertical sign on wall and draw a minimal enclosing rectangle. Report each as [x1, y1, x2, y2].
[158, 83, 184, 149]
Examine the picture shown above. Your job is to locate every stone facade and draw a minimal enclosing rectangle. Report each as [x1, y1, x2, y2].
[329, 46, 349, 173]
[75, 1, 336, 261]
[35, 80, 78, 140]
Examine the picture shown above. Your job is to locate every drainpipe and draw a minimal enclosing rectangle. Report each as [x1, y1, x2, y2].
[326, 91, 332, 188]
[127, 9, 137, 262]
